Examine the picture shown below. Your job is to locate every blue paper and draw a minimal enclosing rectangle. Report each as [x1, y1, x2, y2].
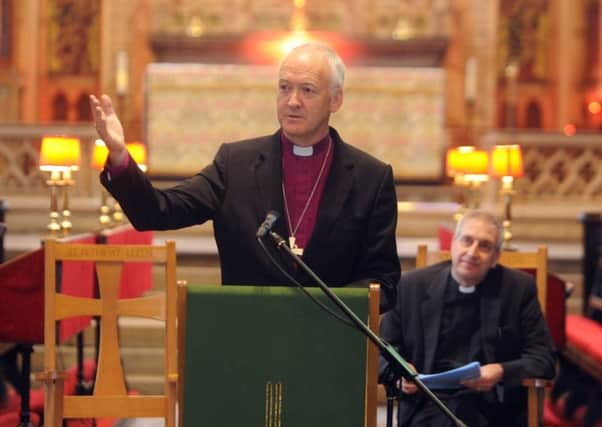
[417, 361, 481, 390]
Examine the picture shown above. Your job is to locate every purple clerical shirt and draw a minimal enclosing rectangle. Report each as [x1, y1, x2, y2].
[280, 133, 333, 251]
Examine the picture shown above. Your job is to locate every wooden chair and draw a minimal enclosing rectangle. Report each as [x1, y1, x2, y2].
[416, 244, 552, 427]
[38, 239, 178, 427]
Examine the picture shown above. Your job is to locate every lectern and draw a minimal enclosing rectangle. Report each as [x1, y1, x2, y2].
[179, 285, 379, 427]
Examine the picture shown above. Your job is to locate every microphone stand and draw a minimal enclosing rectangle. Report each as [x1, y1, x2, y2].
[267, 231, 467, 427]
[384, 381, 399, 427]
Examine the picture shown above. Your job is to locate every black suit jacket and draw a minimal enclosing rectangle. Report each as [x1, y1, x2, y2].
[380, 262, 556, 426]
[101, 127, 400, 310]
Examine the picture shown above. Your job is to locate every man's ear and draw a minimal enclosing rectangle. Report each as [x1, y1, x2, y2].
[490, 251, 501, 269]
[330, 89, 343, 113]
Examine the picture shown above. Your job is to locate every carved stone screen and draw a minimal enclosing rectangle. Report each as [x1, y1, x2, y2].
[145, 63, 445, 181]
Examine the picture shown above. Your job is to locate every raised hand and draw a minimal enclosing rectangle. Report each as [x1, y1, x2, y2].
[89, 94, 127, 165]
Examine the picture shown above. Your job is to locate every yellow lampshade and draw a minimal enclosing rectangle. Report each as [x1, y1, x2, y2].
[126, 142, 148, 172]
[491, 145, 523, 178]
[39, 136, 81, 171]
[447, 146, 471, 176]
[91, 139, 109, 171]
[446, 147, 466, 177]
[446, 146, 489, 177]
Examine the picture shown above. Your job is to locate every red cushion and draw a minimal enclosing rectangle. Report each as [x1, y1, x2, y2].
[66, 418, 117, 427]
[548, 394, 602, 427]
[29, 388, 44, 412]
[566, 315, 602, 363]
[0, 389, 20, 414]
[0, 249, 44, 342]
[59, 234, 97, 342]
[64, 359, 97, 395]
[520, 269, 567, 350]
[102, 226, 154, 298]
[543, 402, 563, 426]
[95, 417, 118, 427]
[438, 224, 453, 250]
[0, 387, 44, 415]
[0, 411, 40, 427]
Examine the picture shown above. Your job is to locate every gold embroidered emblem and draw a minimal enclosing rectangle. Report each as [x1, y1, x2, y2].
[264, 381, 283, 427]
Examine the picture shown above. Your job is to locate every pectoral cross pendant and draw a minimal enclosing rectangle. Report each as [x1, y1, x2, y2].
[289, 236, 304, 256]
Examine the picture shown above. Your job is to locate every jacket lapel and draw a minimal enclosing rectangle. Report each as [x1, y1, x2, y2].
[253, 132, 287, 237]
[479, 267, 502, 362]
[304, 129, 354, 256]
[421, 265, 450, 372]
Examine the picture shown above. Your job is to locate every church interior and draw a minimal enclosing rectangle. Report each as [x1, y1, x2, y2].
[1, 0, 602, 426]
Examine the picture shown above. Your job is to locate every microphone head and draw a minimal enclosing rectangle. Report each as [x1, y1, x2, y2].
[257, 210, 280, 237]
[266, 210, 280, 221]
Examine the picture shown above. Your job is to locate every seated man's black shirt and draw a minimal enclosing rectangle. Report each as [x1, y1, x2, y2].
[434, 275, 484, 374]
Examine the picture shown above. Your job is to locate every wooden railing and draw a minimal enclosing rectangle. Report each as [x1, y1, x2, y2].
[0, 123, 98, 197]
[482, 131, 602, 202]
[3, 125, 602, 200]
[1, 124, 601, 242]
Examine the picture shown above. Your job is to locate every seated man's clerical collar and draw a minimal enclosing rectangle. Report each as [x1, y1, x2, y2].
[458, 284, 476, 294]
[450, 275, 478, 294]
[282, 133, 330, 157]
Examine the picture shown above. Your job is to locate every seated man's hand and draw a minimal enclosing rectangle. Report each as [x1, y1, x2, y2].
[401, 363, 418, 394]
[461, 363, 503, 392]
[401, 377, 418, 394]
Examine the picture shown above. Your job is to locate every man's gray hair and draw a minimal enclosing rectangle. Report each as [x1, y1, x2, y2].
[280, 42, 346, 94]
[454, 210, 505, 252]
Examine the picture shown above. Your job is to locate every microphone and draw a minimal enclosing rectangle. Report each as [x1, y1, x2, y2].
[256, 210, 280, 237]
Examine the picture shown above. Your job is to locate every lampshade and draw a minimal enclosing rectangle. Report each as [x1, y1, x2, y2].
[126, 142, 148, 172]
[91, 139, 109, 171]
[39, 136, 81, 171]
[491, 144, 523, 178]
[446, 146, 489, 177]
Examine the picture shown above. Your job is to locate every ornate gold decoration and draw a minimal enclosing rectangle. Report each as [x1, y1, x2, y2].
[264, 381, 283, 427]
[48, 0, 100, 75]
[498, 0, 549, 81]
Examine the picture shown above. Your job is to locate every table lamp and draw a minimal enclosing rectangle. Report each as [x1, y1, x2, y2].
[446, 146, 489, 220]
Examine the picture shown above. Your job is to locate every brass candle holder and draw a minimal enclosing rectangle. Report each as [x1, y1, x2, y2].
[39, 136, 81, 236]
[45, 170, 62, 235]
[491, 144, 524, 250]
[92, 139, 113, 227]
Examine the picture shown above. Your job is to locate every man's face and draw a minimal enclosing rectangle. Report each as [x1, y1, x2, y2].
[277, 48, 342, 146]
[451, 218, 500, 287]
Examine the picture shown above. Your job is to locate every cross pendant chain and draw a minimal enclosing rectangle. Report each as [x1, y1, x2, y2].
[289, 236, 304, 256]
[281, 139, 332, 260]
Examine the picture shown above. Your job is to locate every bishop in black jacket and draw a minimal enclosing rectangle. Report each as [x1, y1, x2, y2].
[90, 42, 400, 311]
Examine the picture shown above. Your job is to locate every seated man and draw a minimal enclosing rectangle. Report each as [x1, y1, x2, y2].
[380, 210, 556, 427]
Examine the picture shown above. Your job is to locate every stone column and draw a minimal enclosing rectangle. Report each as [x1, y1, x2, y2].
[16, 0, 40, 121]
[555, 0, 586, 128]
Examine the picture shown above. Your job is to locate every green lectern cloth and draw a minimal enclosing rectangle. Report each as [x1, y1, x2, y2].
[183, 285, 370, 427]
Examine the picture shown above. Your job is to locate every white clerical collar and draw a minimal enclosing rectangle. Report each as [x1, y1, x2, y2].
[458, 285, 476, 294]
[292, 144, 314, 157]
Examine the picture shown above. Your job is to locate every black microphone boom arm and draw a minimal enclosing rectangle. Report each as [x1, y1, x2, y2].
[267, 230, 467, 427]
